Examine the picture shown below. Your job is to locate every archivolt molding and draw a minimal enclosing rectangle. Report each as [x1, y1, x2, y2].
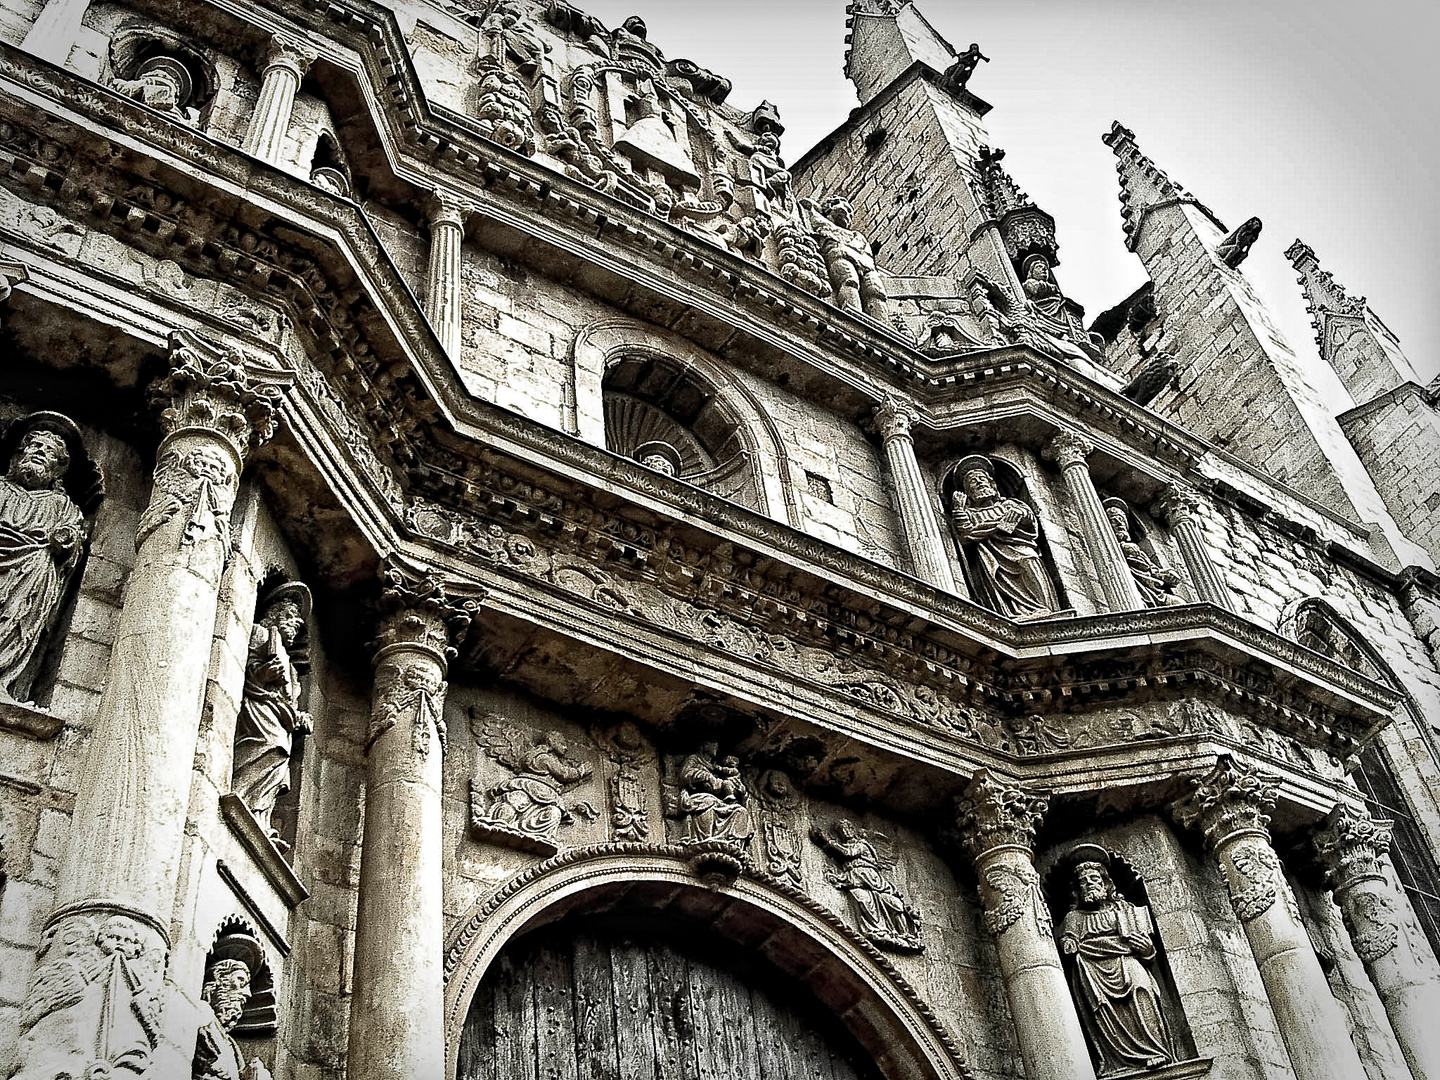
[441, 843, 973, 1080]
[572, 318, 800, 526]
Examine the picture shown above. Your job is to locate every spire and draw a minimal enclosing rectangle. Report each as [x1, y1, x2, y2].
[1101, 122, 1224, 252]
[1286, 239, 1418, 402]
[844, 1, 962, 106]
[974, 145, 1058, 269]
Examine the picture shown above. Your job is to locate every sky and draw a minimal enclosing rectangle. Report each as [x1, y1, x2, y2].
[570, 0, 1439, 406]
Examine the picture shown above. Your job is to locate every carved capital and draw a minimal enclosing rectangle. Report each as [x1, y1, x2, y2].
[1042, 430, 1092, 471]
[872, 395, 918, 444]
[0, 257, 27, 313]
[262, 36, 318, 79]
[1313, 803, 1394, 893]
[1156, 483, 1202, 527]
[1171, 756, 1279, 850]
[372, 565, 484, 668]
[155, 331, 281, 463]
[426, 189, 475, 233]
[954, 769, 1049, 861]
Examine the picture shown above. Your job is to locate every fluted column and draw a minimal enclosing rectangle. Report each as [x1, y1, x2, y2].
[1157, 484, 1235, 611]
[874, 396, 957, 592]
[348, 570, 480, 1080]
[1172, 758, 1368, 1080]
[425, 192, 472, 358]
[1044, 432, 1144, 611]
[956, 770, 1097, 1080]
[13, 332, 279, 1080]
[242, 37, 317, 164]
[1315, 803, 1440, 1080]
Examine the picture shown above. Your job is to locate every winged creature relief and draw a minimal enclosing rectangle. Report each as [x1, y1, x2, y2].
[470, 712, 597, 856]
[812, 820, 923, 953]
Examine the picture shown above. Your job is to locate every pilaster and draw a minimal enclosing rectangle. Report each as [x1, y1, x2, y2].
[425, 191, 473, 358]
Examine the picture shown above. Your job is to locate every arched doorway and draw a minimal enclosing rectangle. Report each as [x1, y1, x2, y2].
[457, 914, 885, 1080]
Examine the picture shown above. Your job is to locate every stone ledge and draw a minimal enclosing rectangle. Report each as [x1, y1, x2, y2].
[219, 793, 309, 909]
[0, 699, 64, 740]
[1109, 1058, 1212, 1080]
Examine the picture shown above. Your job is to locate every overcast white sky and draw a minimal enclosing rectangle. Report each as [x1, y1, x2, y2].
[572, 0, 1438, 405]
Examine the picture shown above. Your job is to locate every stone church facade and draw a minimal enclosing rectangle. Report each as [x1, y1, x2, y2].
[0, 0, 1438, 1078]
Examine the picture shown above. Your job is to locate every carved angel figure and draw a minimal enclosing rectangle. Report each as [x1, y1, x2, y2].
[1059, 852, 1173, 1075]
[813, 820, 923, 952]
[799, 196, 889, 320]
[472, 719, 595, 854]
[668, 741, 754, 846]
[0, 413, 90, 702]
[232, 582, 312, 841]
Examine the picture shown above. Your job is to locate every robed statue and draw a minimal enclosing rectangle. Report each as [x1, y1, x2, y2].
[949, 455, 1061, 619]
[1103, 498, 1182, 607]
[192, 932, 273, 1080]
[1059, 846, 1174, 1075]
[812, 820, 923, 952]
[669, 741, 754, 846]
[232, 582, 312, 841]
[0, 412, 96, 703]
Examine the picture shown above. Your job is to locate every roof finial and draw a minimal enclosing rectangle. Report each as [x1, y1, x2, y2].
[1102, 121, 1223, 251]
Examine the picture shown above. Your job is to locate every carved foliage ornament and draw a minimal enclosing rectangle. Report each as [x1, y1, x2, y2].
[954, 769, 1049, 859]
[981, 861, 1050, 938]
[1170, 756, 1278, 850]
[156, 331, 281, 458]
[1313, 803, 1401, 963]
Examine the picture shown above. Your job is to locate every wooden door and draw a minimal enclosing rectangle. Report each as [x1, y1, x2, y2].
[458, 919, 884, 1080]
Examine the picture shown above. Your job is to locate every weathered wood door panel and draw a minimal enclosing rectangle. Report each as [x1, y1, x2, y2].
[458, 921, 883, 1080]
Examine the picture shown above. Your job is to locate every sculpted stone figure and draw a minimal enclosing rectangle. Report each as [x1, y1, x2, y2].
[193, 938, 273, 1080]
[0, 413, 90, 703]
[1022, 255, 1066, 323]
[112, 55, 198, 121]
[1059, 848, 1173, 1075]
[669, 740, 754, 846]
[800, 196, 889, 319]
[1217, 216, 1263, 269]
[232, 582, 312, 841]
[472, 716, 596, 856]
[949, 455, 1061, 619]
[1104, 498, 1182, 607]
[813, 820, 923, 952]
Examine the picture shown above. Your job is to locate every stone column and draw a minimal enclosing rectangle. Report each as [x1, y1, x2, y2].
[874, 396, 958, 593]
[12, 331, 279, 1080]
[425, 192, 472, 359]
[956, 770, 1097, 1080]
[1314, 803, 1440, 1080]
[1157, 484, 1235, 611]
[242, 37, 317, 164]
[1044, 431, 1145, 612]
[21, 0, 90, 65]
[1172, 758, 1369, 1080]
[348, 570, 480, 1080]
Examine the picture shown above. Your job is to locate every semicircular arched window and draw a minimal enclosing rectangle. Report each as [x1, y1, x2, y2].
[603, 354, 763, 513]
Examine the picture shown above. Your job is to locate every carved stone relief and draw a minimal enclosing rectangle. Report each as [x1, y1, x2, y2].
[665, 741, 754, 848]
[192, 926, 274, 1080]
[469, 709, 597, 856]
[799, 196, 889, 320]
[595, 720, 653, 842]
[812, 820, 923, 953]
[948, 454, 1062, 619]
[756, 768, 804, 890]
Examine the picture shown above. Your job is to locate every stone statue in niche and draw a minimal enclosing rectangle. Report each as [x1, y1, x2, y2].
[799, 196, 890, 320]
[667, 741, 754, 846]
[968, 278, 1094, 367]
[192, 931, 273, 1080]
[232, 582, 312, 844]
[1103, 499, 1183, 607]
[1216, 216, 1263, 269]
[471, 714, 596, 856]
[112, 55, 199, 122]
[0, 412, 97, 704]
[812, 820, 923, 952]
[949, 455, 1061, 619]
[1058, 846, 1173, 1076]
[1021, 254, 1067, 324]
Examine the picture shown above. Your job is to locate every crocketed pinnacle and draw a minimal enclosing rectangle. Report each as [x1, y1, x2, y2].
[975, 146, 1031, 219]
[1102, 121, 1223, 251]
[1285, 239, 1367, 348]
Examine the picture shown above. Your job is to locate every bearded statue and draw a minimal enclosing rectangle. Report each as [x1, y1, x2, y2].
[193, 935, 273, 1080]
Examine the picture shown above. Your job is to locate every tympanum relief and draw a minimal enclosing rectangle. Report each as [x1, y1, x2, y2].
[812, 820, 923, 953]
[0, 412, 99, 704]
[231, 581, 312, 846]
[1057, 846, 1174, 1076]
[948, 454, 1062, 619]
[470, 711, 598, 856]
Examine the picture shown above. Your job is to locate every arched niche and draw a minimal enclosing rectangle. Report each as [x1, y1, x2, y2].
[443, 848, 972, 1080]
[1281, 596, 1440, 958]
[571, 321, 798, 526]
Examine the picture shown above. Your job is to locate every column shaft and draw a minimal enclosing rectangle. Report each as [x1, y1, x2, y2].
[1174, 759, 1369, 1080]
[348, 573, 478, 1080]
[13, 332, 278, 1080]
[243, 41, 314, 164]
[1160, 485, 1235, 610]
[875, 397, 957, 592]
[958, 771, 1097, 1080]
[426, 196, 469, 358]
[1046, 433, 1144, 611]
[1317, 804, 1440, 1080]
[22, 0, 89, 64]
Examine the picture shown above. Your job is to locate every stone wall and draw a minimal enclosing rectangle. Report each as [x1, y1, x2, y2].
[1341, 387, 1440, 566]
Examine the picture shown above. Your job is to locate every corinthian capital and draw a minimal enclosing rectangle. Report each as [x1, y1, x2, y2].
[954, 769, 1049, 861]
[1156, 483, 1202, 527]
[873, 395, 918, 443]
[262, 36, 319, 78]
[1313, 803, 1394, 892]
[372, 565, 484, 666]
[1171, 756, 1279, 850]
[155, 331, 281, 461]
[1042, 430, 1092, 470]
[426, 189, 476, 232]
